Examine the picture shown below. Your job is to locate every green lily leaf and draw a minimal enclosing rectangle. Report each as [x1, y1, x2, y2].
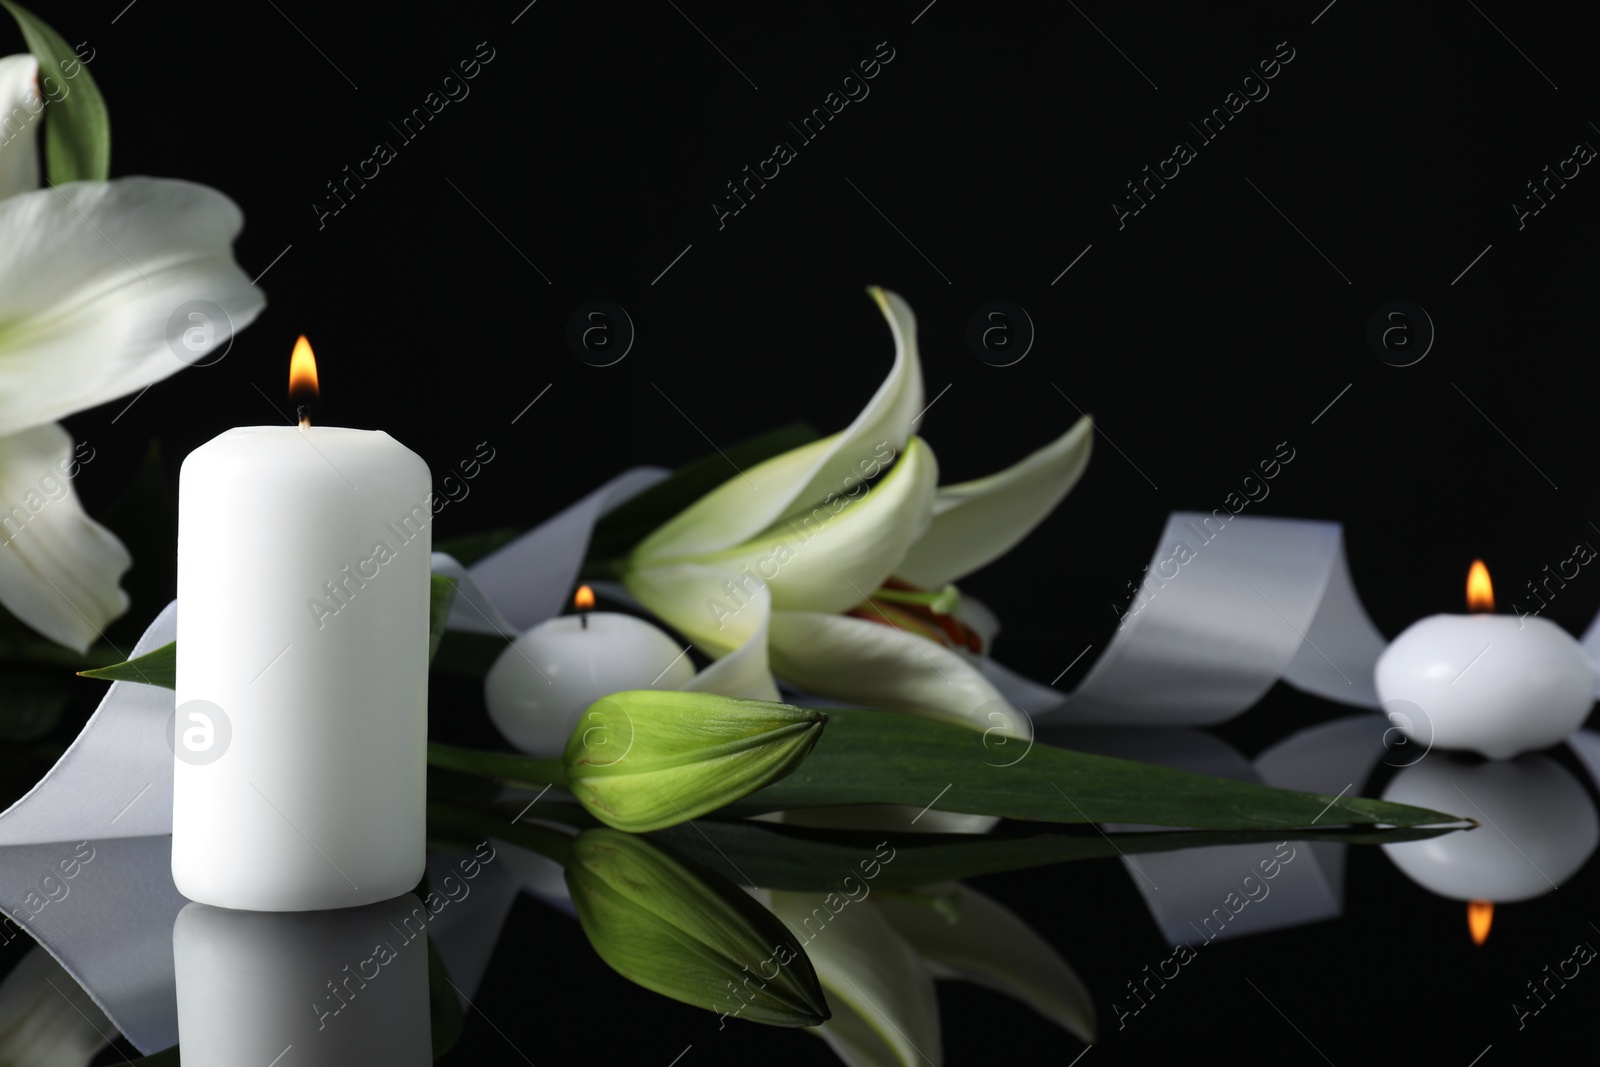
[428, 576, 456, 663]
[568, 827, 830, 1027]
[81, 575, 464, 689]
[432, 527, 524, 567]
[1, 1, 109, 183]
[727, 708, 1462, 829]
[430, 707, 1464, 831]
[0, 666, 69, 741]
[564, 690, 827, 832]
[77, 640, 173, 688]
[647, 819, 1457, 892]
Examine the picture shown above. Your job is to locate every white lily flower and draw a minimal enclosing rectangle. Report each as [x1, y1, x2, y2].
[0, 945, 114, 1066]
[0, 53, 263, 649]
[621, 288, 1091, 729]
[875, 883, 1096, 1044]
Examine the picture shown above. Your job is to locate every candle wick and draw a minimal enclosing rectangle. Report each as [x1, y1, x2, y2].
[580, 612, 588, 630]
[297, 405, 312, 428]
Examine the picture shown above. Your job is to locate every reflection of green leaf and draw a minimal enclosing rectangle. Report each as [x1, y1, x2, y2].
[584, 422, 820, 572]
[566, 827, 829, 1027]
[0, 667, 68, 741]
[0, 2, 110, 183]
[727, 708, 1464, 829]
[649, 819, 1456, 892]
[125, 1046, 179, 1065]
[83, 575, 466, 690]
[77, 640, 173, 688]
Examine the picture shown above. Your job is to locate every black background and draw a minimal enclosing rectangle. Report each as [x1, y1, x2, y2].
[8, 0, 1599, 1062]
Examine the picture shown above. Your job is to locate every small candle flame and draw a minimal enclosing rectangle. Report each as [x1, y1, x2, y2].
[574, 585, 596, 611]
[1466, 559, 1494, 613]
[1468, 899, 1493, 945]
[288, 336, 320, 412]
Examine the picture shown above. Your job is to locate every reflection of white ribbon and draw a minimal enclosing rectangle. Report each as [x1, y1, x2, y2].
[5, 480, 1599, 1049]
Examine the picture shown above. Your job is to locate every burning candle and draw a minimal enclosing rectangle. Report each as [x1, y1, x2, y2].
[173, 337, 432, 911]
[1375, 561, 1596, 760]
[484, 585, 695, 756]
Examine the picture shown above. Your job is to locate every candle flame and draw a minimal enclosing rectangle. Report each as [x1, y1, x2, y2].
[574, 585, 596, 611]
[1468, 899, 1493, 945]
[288, 335, 320, 403]
[1467, 560, 1494, 613]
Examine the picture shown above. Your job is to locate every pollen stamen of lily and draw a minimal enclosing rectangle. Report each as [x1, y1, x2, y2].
[849, 580, 983, 653]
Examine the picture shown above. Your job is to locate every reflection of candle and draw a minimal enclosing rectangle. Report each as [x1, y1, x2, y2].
[174, 337, 430, 910]
[1381, 753, 1599, 942]
[173, 894, 431, 1065]
[485, 586, 694, 756]
[1375, 561, 1596, 759]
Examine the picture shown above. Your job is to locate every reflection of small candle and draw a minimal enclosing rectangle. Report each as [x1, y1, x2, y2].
[1375, 561, 1596, 760]
[1381, 754, 1599, 943]
[485, 586, 695, 756]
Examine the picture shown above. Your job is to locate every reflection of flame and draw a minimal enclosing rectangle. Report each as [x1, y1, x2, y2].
[288, 335, 319, 400]
[1467, 560, 1494, 613]
[574, 585, 596, 611]
[1468, 899, 1493, 945]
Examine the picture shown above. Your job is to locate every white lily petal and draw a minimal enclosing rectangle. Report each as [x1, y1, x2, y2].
[896, 415, 1092, 588]
[767, 609, 1024, 734]
[0, 177, 265, 436]
[684, 585, 781, 700]
[876, 883, 1096, 1044]
[768, 890, 942, 1067]
[633, 287, 924, 559]
[626, 438, 937, 651]
[0, 55, 42, 201]
[624, 559, 766, 658]
[736, 436, 936, 615]
[0, 424, 129, 650]
[0, 945, 113, 1067]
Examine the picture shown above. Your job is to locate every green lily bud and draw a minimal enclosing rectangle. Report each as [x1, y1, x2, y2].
[565, 828, 830, 1027]
[563, 690, 826, 832]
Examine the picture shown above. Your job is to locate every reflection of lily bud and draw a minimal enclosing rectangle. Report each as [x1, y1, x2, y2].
[565, 828, 829, 1027]
[1382, 754, 1599, 902]
[565, 690, 826, 832]
[173, 894, 431, 1065]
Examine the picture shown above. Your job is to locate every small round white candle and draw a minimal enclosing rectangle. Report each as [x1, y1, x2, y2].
[484, 588, 694, 756]
[1381, 753, 1598, 902]
[175, 338, 431, 911]
[1375, 561, 1596, 760]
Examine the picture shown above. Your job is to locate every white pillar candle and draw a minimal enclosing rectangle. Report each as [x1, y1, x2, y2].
[484, 588, 695, 756]
[174, 894, 431, 1065]
[1375, 561, 1596, 760]
[175, 340, 431, 910]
